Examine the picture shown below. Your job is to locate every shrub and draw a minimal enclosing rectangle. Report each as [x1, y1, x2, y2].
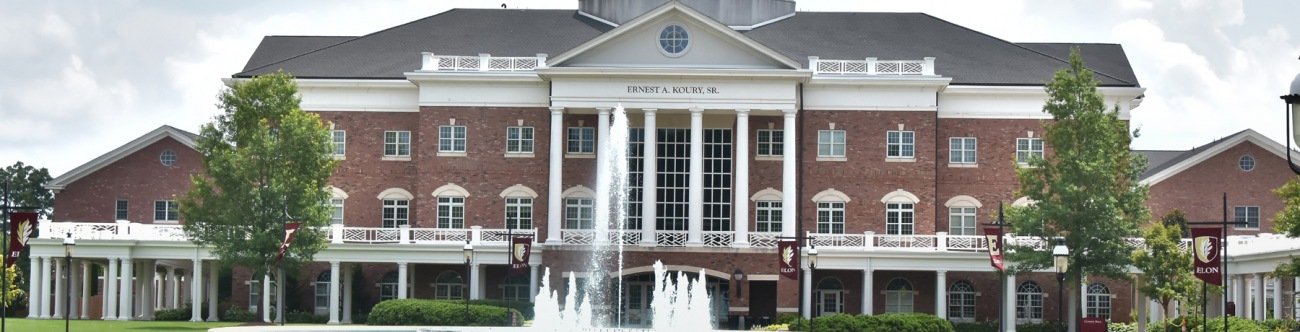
[154, 307, 191, 321]
[776, 312, 802, 325]
[1108, 322, 1137, 332]
[1261, 319, 1300, 332]
[1014, 323, 1064, 332]
[284, 310, 329, 324]
[812, 313, 866, 331]
[1192, 316, 1265, 332]
[751, 323, 790, 331]
[221, 307, 258, 322]
[953, 322, 998, 332]
[367, 299, 521, 326]
[466, 299, 535, 320]
[866, 313, 955, 332]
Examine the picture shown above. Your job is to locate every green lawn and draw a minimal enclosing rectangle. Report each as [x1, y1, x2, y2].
[3, 318, 243, 332]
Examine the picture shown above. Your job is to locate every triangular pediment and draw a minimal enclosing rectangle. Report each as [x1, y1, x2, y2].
[549, 1, 799, 70]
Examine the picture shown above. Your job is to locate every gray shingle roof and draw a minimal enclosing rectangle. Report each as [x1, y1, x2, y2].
[1134, 129, 1251, 180]
[236, 8, 1139, 87]
[242, 36, 355, 72]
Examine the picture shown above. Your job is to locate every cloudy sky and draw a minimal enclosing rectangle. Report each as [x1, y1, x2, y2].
[2, 0, 1299, 176]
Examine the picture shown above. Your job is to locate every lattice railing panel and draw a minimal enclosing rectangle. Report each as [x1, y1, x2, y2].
[411, 229, 467, 243]
[875, 235, 935, 248]
[703, 232, 733, 247]
[749, 232, 780, 248]
[946, 235, 987, 250]
[562, 230, 595, 245]
[656, 231, 687, 247]
[811, 233, 865, 248]
[482, 229, 535, 242]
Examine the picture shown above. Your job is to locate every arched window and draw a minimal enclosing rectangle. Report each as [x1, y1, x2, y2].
[881, 190, 919, 235]
[378, 188, 414, 228]
[885, 278, 914, 313]
[328, 186, 348, 225]
[1016, 281, 1044, 323]
[503, 274, 530, 302]
[379, 271, 399, 302]
[752, 188, 783, 233]
[814, 278, 845, 316]
[435, 271, 464, 300]
[812, 189, 850, 234]
[1086, 283, 1111, 320]
[248, 273, 275, 313]
[432, 184, 470, 229]
[314, 271, 332, 316]
[500, 184, 539, 230]
[563, 186, 595, 229]
[944, 195, 982, 236]
[948, 280, 976, 322]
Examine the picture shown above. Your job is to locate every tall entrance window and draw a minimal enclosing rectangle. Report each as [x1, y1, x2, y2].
[948, 280, 976, 322]
[1016, 281, 1044, 323]
[625, 126, 733, 242]
[314, 271, 332, 316]
[435, 271, 464, 300]
[380, 271, 399, 301]
[626, 129, 644, 231]
[885, 278, 914, 313]
[1086, 283, 1111, 320]
[656, 128, 690, 232]
[702, 129, 732, 231]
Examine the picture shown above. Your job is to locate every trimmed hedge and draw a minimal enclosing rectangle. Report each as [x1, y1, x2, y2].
[1191, 316, 1265, 332]
[463, 299, 535, 320]
[952, 322, 997, 332]
[789, 313, 954, 332]
[367, 299, 522, 326]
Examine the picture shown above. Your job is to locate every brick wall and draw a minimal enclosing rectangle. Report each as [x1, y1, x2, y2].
[1146, 141, 1291, 235]
[53, 137, 202, 224]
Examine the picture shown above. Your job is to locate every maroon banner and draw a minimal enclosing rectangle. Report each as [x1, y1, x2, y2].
[778, 240, 799, 280]
[275, 222, 302, 266]
[509, 237, 531, 276]
[983, 227, 1005, 272]
[1192, 227, 1223, 285]
[7, 212, 38, 268]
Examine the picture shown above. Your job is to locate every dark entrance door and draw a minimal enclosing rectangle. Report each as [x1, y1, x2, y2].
[749, 280, 777, 327]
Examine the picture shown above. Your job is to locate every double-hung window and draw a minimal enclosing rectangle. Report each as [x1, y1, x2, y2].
[949, 207, 976, 235]
[384, 131, 411, 157]
[438, 197, 465, 228]
[817, 130, 846, 159]
[439, 126, 467, 153]
[755, 201, 782, 233]
[505, 198, 532, 229]
[506, 127, 534, 154]
[115, 200, 129, 220]
[564, 198, 594, 229]
[331, 130, 346, 157]
[757, 129, 783, 157]
[154, 200, 178, 222]
[887, 131, 915, 158]
[567, 127, 594, 154]
[381, 199, 408, 228]
[949, 137, 976, 164]
[886, 203, 914, 235]
[1016, 138, 1044, 165]
[816, 202, 845, 234]
[1235, 206, 1260, 229]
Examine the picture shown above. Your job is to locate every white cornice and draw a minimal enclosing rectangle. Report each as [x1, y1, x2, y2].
[404, 72, 546, 84]
[47, 126, 197, 190]
[296, 79, 416, 89]
[536, 67, 810, 80]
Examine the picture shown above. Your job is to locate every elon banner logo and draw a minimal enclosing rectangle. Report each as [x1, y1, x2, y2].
[983, 226, 1005, 272]
[778, 240, 799, 280]
[1191, 227, 1222, 286]
[509, 237, 531, 276]
[7, 212, 38, 268]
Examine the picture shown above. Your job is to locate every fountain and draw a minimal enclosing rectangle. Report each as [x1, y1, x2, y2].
[530, 105, 713, 331]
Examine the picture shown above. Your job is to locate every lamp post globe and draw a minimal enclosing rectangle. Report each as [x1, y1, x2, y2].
[1282, 72, 1300, 175]
[1052, 237, 1069, 332]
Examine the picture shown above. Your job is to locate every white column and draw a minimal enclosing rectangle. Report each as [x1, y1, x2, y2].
[105, 258, 118, 320]
[117, 258, 132, 320]
[470, 263, 482, 300]
[261, 273, 271, 323]
[141, 262, 154, 320]
[166, 267, 177, 309]
[397, 262, 409, 299]
[640, 108, 658, 246]
[861, 269, 873, 315]
[27, 256, 41, 319]
[1254, 273, 1266, 321]
[53, 257, 64, 319]
[1004, 273, 1017, 332]
[342, 264, 353, 324]
[780, 109, 798, 238]
[801, 268, 812, 318]
[70, 259, 79, 319]
[181, 269, 190, 309]
[328, 261, 340, 324]
[1273, 277, 1283, 319]
[81, 260, 91, 319]
[546, 107, 564, 245]
[1236, 274, 1247, 317]
[935, 270, 947, 319]
[687, 107, 705, 247]
[529, 264, 540, 303]
[189, 260, 202, 322]
[733, 109, 751, 247]
[40, 255, 52, 318]
[206, 261, 217, 322]
[596, 107, 612, 243]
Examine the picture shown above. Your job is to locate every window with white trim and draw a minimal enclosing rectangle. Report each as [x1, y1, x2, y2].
[115, 199, 129, 220]
[949, 137, 976, 164]
[567, 127, 594, 154]
[949, 207, 976, 236]
[329, 198, 344, 225]
[816, 202, 845, 234]
[439, 126, 467, 153]
[1086, 283, 1111, 320]
[154, 200, 178, 222]
[505, 198, 532, 229]
[160, 150, 177, 166]
[755, 201, 782, 233]
[757, 129, 783, 157]
[1239, 155, 1256, 171]
[1235, 206, 1260, 229]
[381, 199, 408, 228]
[331, 130, 346, 157]
[948, 280, 976, 322]
[886, 203, 914, 235]
[565, 198, 594, 229]
[887, 131, 915, 158]
[817, 130, 846, 158]
[507, 126, 534, 154]
[814, 278, 845, 317]
[248, 276, 261, 313]
[503, 274, 529, 302]
[379, 271, 399, 302]
[1016, 281, 1044, 323]
[1016, 138, 1044, 165]
[314, 271, 331, 316]
[438, 197, 465, 228]
[434, 271, 463, 300]
[384, 131, 411, 157]
[885, 278, 914, 313]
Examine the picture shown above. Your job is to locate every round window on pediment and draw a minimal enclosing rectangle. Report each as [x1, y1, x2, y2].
[160, 150, 177, 166]
[1239, 155, 1255, 172]
[657, 23, 690, 57]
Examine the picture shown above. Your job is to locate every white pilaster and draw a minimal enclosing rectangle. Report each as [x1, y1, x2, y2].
[206, 261, 217, 322]
[53, 257, 63, 319]
[529, 264, 539, 303]
[105, 258, 118, 320]
[861, 268, 873, 315]
[935, 270, 947, 319]
[734, 109, 751, 247]
[546, 107, 564, 245]
[801, 267, 812, 318]
[1004, 273, 1017, 332]
[118, 258, 132, 320]
[28, 256, 42, 319]
[640, 108, 658, 246]
[343, 264, 353, 324]
[687, 107, 704, 247]
[780, 109, 798, 238]
[1254, 273, 1265, 321]
[167, 266, 177, 309]
[1273, 277, 1283, 320]
[397, 262, 409, 299]
[190, 259, 202, 322]
[328, 261, 340, 324]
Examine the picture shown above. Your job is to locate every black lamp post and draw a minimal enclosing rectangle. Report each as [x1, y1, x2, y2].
[62, 233, 75, 332]
[463, 240, 474, 326]
[733, 268, 746, 297]
[1282, 71, 1300, 176]
[808, 244, 818, 332]
[1052, 237, 1069, 332]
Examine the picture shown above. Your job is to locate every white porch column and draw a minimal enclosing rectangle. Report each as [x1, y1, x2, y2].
[53, 257, 63, 319]
[166, 266, 177, 309]
[70, 259, 80, 319]
[142, 262, 155, 320]
[780, 109, 797, 238]
[596, 107, 612, 243]
[1135, 276, 1147, 332]
[1004, 273, 1017, 332]
[397, 262, 409, 299]
[687, 107, 705, 247]
[733, 109, 751, 248]
[470, 262, 482, 300]
[80, 260, 91, 319]
[546, 107, 564, 245]
[801, 267, 812, 318]
[117, 258, 132, 320]
[529, 264, 540, 303]
[328, 261, 341, 324]
[861, 269, 873, 315]
[342, 264, 354, 324]
[1273, 277, 1283, 319]
[1236, 274, 1247, 317]
[261, 273, 271, 323]
[640, 109, 658, 246]
[190, 260, 202, 322]
[105, 258, 118, 320]
[27, 256, 42, 319]
[40, 255, 52, 318]
[206, 261, 217, 322]
[1254, 273, 1265, 321]
[934, 270, 947, 319]
[181, 269, 190, 309]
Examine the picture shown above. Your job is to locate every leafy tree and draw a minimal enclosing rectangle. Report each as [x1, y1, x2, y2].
[1003, 48, 1150, 325]
[179, 71, 338, 273]
[0, 161, 54, 219]
[1132, 217, 1195, 331]
[1159, 208, 1190, 238]
[1272, 179, 1300, 276]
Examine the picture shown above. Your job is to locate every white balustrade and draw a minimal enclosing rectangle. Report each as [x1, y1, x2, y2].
[809, 56, 935, 76]
[410, 228, 469, 243]
[561, 230, 595, 245]
[421, 53, 547, 71]
[656, 231, 688, 247]
[748, 232, 780, 248]
[702, 231, 733, 247]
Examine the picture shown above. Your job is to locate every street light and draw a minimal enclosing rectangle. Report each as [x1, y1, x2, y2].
[808, 244, 818, 332]
[1282, 71, 1300, 175]
[733, 268, 746, 297]
[62, 233, 75, 332]
[463, 240, 474, 326]
[1052, 237, 1069, 332]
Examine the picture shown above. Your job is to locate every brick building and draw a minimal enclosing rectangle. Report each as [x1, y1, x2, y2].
[26, 1, 1297, 330]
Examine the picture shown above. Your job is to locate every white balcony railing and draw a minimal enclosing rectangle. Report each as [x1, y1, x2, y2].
[421, 53, 547, 72]
[810, 56, 936, 76]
